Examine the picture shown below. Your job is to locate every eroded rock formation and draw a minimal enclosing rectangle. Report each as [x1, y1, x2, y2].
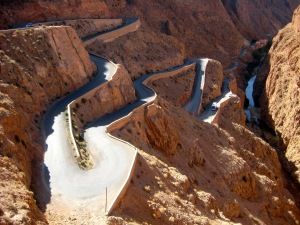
[258, 6, 300, 183]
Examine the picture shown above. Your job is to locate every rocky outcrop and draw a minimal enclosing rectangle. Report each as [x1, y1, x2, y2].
[88, 30, 185, 80]
[0, 26, 95, 224]
[0, 0, 110, 29]
[258, 6, 300, 183]
[221, 0, 300, 40]
[201, 59, 224, 110]
[109, 98, 299, 224]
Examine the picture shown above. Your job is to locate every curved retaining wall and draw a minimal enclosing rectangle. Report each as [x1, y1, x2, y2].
[84, 18, 141, 46]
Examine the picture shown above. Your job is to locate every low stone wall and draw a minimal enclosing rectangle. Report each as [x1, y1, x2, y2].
[84, 19, 141, 46]
[66, 102, 94, 169]
[33, 18, 123, 38]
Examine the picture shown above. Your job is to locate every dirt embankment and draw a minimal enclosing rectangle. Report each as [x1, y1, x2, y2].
[256, 6, 300, 183]
[0, 26, 95, 224]
[107, 98, 300, 225]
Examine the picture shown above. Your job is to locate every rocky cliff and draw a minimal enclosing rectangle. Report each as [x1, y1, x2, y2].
[108, 98, 299, 225]
[258, 6, 300, 183]
[0, 26, 95, 224]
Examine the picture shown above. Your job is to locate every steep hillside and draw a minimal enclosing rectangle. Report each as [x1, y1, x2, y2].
[257, 6, 300, 183]
[0, 26, 95, 224]
[106, 0, 246, 67]
[108, 98, 300, 225]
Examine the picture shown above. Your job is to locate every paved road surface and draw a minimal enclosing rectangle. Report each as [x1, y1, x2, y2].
[185, 59, 208, 115]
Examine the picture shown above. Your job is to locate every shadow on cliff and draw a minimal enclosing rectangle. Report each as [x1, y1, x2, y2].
[252, 54, 300, 207]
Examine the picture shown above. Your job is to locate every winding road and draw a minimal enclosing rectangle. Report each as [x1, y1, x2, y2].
[32, 17, 213, 221]
[41, 53, 202, 217]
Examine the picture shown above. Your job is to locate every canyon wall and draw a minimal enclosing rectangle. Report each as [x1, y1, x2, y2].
[0, 26, 95, 224]
[258, 6, 300, 183]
